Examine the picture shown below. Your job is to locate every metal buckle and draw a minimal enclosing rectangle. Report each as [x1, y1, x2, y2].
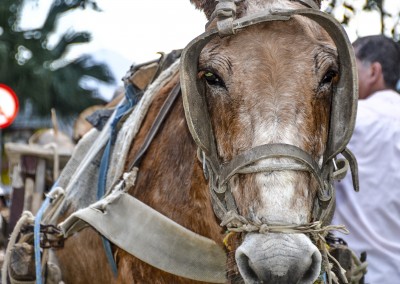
[215, 0, 237, 36]
[21, 224, 65, 249]
[40, 224, 64, 249]
[332, 158, 338, 172]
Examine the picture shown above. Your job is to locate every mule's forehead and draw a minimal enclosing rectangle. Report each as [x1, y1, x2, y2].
[200, 18, 337, 75]
[197, 11, 338, 162]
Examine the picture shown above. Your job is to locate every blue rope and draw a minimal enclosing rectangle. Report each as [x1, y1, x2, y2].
[323, 272, 327, 283]
[97, 84, 140, 276]
[34, 182, 58, 284]
[316, 271, 328, 284]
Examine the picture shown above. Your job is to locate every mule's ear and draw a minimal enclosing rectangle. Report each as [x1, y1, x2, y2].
[190, 0, 217, 20]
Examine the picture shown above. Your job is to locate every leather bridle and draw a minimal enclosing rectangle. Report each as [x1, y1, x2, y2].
[180, 0, 360, 228]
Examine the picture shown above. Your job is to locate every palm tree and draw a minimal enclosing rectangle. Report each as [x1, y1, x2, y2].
[0, 0, 115, 117]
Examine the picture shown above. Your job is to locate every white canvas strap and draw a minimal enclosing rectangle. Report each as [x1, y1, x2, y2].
[58, 190, 226, 283]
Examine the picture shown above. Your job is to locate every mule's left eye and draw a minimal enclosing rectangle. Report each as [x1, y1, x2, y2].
[201, 71, 226, 88]
[320, 70, 338, 85]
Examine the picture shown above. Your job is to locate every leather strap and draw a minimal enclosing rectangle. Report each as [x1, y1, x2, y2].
[341, 147, 359, 192]
[219, 143, 324, 192]
[59, 190, 226, 283]
[127, 83, 181, 170]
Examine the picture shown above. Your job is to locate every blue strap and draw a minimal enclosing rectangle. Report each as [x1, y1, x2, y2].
[97, 84, 140, 199]
[97, 84, 140, 276]
[34, 182, 58, 284]
[316, 271, 327, 284]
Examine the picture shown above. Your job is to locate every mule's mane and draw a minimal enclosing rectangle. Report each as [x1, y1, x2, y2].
[190, 0, 322, 19]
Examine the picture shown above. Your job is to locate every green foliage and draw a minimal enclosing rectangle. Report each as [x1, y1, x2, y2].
[0, 0, 114, 117]
[324, 0, 400, 42]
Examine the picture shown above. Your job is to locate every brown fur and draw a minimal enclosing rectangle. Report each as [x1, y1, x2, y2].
[190, 0, 217, 19]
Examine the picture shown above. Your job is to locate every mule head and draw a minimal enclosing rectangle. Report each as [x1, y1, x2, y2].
[183, 0, 357, 283]
[203, 19, 332, 284]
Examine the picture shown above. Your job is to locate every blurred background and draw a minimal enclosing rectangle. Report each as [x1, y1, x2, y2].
[0, 0, 399, 247]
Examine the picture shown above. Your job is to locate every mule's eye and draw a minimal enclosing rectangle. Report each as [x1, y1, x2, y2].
[321, 70, 338, 85]
[202, 71, 225, 88]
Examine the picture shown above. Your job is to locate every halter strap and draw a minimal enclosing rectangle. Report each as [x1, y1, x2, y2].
[201, 143, 347, 225]
[219, 143, 324, 191]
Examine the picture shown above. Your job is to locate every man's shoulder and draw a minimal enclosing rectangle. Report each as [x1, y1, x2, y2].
[357, 89, 400, 120]
[363, 89, 400, 105]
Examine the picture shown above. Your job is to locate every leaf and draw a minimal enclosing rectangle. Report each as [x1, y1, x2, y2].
[51, 31, 91, 59]
[343, 3, 354, 12]
[0, 0, 114, 117]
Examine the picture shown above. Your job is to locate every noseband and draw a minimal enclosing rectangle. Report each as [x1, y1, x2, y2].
[180, 0, 359, 228]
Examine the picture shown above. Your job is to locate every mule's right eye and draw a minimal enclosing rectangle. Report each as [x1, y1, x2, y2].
[321, 69, 338, 85]
[200, 70, 226, 88]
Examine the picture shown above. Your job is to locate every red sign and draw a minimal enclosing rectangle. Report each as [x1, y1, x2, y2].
[0, 84, 19, 129]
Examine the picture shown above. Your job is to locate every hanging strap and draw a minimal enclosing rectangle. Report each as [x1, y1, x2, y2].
[341, 147, 359, 192]
[127, 83, 181, 170]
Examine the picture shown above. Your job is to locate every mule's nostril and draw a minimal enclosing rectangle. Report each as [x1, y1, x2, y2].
[299, 249, 322, 283]
[235, 249, 260, 283]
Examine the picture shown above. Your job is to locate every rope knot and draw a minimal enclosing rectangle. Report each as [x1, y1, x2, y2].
[220, 210, 248, 231]
[259, 224, 271, 234]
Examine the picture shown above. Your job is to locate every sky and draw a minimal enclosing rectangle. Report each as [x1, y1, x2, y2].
[20, 0, 207, 100]
[21, 0, 208, 61]
[19, 0, 399, 100]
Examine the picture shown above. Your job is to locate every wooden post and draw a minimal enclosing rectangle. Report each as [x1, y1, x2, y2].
[7, 156, 37, 237]
[32, 159, 46, 214]
[5, 143, 72, 237]
[7, 166, 24, 238]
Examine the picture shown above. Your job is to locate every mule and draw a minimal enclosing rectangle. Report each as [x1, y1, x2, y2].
[5, 0, 359, 283]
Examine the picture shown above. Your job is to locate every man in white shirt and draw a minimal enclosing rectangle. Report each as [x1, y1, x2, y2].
[333, 35, 400, 283]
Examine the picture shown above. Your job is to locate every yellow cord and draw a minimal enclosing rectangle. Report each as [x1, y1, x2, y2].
[223, 231, 236, 251]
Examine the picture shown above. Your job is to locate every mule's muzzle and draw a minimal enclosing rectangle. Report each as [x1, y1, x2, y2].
[235, 233, 321, 284]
